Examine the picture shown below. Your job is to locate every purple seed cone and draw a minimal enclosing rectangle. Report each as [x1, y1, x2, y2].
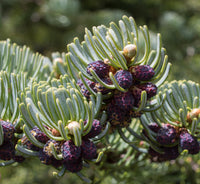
[87, 60, 109, 78]
[31, 126, 49, 143]
[131, 83, 157, 107]
[39, 139, 62, 166]
[77, 78, 96, 99]
[114, 70, 133, 89]
[81, 139, 97, 160]
[0, 141, 15, 161]
[0, 120, 15, 142]
[148, 145, 180, 162]
[39, 149, 63, 168]
[43, 139, 62, 157]
[83, 119, 102, 139]
[179, 131, 200, 155]
[63, 157, 83, 173]
[131, 65, 155, 81]
[113, 91, 135, 111]
[61, 140, 81, 162]
[20, 126, 49, 151]
[156, 124, 177, 145]
[143, 122, 160, 138]
[107, 101, 127, 126]
[136, 82, 157, 99]
[20, 136, 40, 151]
[93, 77, 113, 95]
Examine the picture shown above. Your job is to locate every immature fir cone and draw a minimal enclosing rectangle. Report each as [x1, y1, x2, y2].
[61, 140, 81, 162]
[86, 60, 109, 78]
[77, 78, 96, 99]
[130, 65, 155, 81]
[148, 145, 180, 162]
[39, 139, 62, 165]
[81, 139, 97, 160]
[83, 119, 102, 139]
[156, 124, 177, 145]
[0, 141, 15, 161]
[21, 126, 49, 151]
[0, 120, 15, 142]
[179, 131, 200, 155]
[114, 70, 133, 89]
[113, 91, 135, 111]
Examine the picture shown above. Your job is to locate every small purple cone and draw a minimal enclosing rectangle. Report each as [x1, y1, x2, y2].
[179, 131, 200, 155]
[81, 139, 97, 160]
[20, 126, 49, 151]
[86, 60, 110, 78]
[93, 77, 113, 95]
[113, 91, 135, 111]
[135, 82, 157, 99]
[31, 126, 49, 144]
[143, 122, 160, 139]
[77, 78, 96, 99]
[63, 157, 83, 173]
[39, 139, 63, 166]
[61, 140, 81, 162]
[0, 141, 15, 161]
[83, 119, 102, 139]
[107, 100, 128, 127]
[131, 65, 155, 81]
[114, 70, 133, 89]
[0, 120, 15, 142]
[156, 124, 177, 145]
[148, 145, 180, 162]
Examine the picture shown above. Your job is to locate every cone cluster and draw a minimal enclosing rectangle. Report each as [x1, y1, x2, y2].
[78, 57, 157, 129]
[143, 122, 200, 162]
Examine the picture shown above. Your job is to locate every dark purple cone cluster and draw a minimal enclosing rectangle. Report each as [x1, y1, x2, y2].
[38, 137, 98, 173]
[83, 119, 102, 139]
[114, 70, 133, 89]
[78, 60, 157, 129]
[21, 126, 49, 151]
[144, 122, 200, 161]
[0, 120, 15, 142]
[61, 139, 97, 173]
[130, 65, 155, 81]
[86, 60, 110, 78]
[179, 131, 200, 155]
[156, 124, 177, 145]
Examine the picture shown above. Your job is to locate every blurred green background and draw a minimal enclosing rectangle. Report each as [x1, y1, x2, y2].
[0, 0, 200, 183]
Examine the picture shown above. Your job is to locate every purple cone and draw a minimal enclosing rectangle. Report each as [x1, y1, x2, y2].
[81, 139, 97, 160]
[156, 124, 177, 145]
[179, 131, 200, 155]
[0, 120, 15, 142]
[114, 70, 133, 89]
[131, 65, 155, 81]
[0, 141, 15, 161]
[61, 140, 81, 162]
[113, 91, 135, 111]
[86, 60, 109, 78]
[83, 119, 102, 139]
